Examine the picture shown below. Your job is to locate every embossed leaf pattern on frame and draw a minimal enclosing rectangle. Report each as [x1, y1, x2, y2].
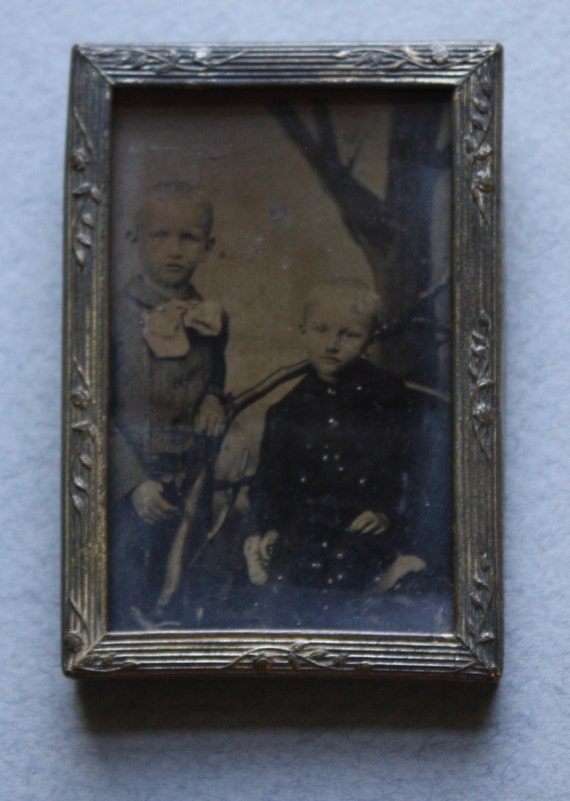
[65, 362, 98, 667]
[69, 361, 96, 516]
[87, 46, 248, 74]
[462, 552, 497, 672]
[70, 109, 102, 269]
[465, 61, 496, 223]
[76, 652, 137, 673]
[62, 43, 502, 679]
[223, 642, 351, 672]
[333, 44, 496, 72]
[469, 310, 496, 463]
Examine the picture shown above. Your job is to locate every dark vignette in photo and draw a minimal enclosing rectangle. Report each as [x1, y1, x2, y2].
[107, 86, 454, 634]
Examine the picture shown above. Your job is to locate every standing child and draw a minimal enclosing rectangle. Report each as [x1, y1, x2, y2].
[247, 280, 430, 628]
[108, 182, 227, 629]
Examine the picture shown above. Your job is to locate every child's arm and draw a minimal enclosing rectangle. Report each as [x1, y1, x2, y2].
[347, 510, 390, 535]
[131, 480, 178, 524]
[109, 425, 149, 506]
[195, 308, 228, 436]
[111, 426, 178, 523]
[195, 393, 226, 436]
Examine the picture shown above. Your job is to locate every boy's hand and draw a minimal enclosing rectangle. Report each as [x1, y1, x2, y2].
[131, 480, 178, 524]
[259, 529, 279, 561]
[244, 530, 279, 585]
[195, 393, 226, 437]
[348, 511, 390, 535]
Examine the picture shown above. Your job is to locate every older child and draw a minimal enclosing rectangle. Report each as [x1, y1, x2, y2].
[108, 182, 227, 629]
[247, 280, 427, 625]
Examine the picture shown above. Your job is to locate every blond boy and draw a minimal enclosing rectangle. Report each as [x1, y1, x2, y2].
[109, 182, 227, 628]
[248, 281, 425, 616]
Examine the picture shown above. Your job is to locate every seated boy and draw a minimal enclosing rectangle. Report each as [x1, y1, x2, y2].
[247, 280, 426, 626]
[108, 182, 227, 629]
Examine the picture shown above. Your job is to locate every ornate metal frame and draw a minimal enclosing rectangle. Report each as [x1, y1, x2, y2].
[62, 43, 503, 679]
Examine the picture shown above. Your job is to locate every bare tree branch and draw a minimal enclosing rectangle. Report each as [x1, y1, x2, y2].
[269, 97, 451, 384]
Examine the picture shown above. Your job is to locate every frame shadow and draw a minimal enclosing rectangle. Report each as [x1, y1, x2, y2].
[78, 675, 498, 734]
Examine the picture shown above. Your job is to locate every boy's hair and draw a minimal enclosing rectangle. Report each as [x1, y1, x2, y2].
[136, 181, 213, 237]
[302, 279, 382, 335]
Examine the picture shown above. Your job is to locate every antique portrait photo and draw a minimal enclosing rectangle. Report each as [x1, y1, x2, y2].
[63, 45, 502, 678]
[107, 85, 453, 634]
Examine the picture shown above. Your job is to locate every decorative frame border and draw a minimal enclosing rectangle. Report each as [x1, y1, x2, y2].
[62, 42, 503, 679]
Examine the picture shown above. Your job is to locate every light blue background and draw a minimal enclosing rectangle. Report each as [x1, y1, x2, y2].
[1, 2, 568, 800]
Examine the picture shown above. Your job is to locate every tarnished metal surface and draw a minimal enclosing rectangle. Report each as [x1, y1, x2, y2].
[62, 42, 502, 679]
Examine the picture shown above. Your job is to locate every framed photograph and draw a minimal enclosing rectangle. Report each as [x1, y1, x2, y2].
[63, 43, 502, 679]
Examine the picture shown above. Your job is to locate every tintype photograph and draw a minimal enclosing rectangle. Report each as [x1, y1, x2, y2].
[107, 87, 453, 634]
[63, 44, 502, 678]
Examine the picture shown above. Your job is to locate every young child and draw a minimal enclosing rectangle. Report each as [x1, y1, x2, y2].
[247, 280, 427, 626]
[108, 182, 227, 629]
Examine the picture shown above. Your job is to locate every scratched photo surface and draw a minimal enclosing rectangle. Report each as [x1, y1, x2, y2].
[107, 87, 454, 633]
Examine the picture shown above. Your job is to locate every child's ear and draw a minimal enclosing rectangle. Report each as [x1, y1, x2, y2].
[299, 321, 306, 335]
[205, 236, 215, 251]
[362, 330, 380, 359]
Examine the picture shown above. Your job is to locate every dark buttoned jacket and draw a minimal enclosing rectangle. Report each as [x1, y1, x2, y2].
[250, 359, 431, 589]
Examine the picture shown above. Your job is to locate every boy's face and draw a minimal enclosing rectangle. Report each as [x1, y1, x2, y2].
[140, 198, 211, 291]
[301, 295, 374, 383]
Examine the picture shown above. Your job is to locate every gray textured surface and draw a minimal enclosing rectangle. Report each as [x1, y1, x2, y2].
[1, 2, 568, 799]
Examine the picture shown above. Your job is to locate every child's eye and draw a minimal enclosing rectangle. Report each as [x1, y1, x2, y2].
[342, 325, 364, 337]
[181, 232, 200, 241]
